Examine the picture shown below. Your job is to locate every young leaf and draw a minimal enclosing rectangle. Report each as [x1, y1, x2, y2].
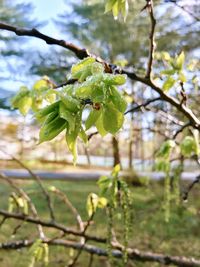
[11, 86, 29, 108]
[18, 96, 32, 116]
[85, 109, 101, 130]
[66, 128, 78, 164]
[36, 101, 60, 120]
[79, 126, 88, 144]
[156, 140, 176, 159]
[103, 104, 124, 134]
[75, 83, 92, 98]
[39, 116, 67, 143]
[33, 79, 49, 91]
[180, 136, 198, 157]
[110, 86, 127, 113]
[161, 69, 176, 75]
[105, 0, 116, 13]
[60, 95, 80, 112]
[59, 102, 75, 131]
[97, 197, 108, 208]
[112, 0, 119, 19]
[91, 62, 104, 74]
[95, 112, 107, 137]
[163, 76, 176, 91]
[97, 175, 112, 193]
[71, 57, 95, 75]
[179, 72, 187, 83]
[176, 51, 185, 70]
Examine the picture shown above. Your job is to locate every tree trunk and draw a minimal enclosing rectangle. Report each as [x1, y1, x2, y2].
[112, 136, 121, 167]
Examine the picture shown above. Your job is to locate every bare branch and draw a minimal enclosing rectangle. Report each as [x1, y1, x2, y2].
[0, 209, 106, 243]
[182, 174, 200, 201]
[1, 239, 200, 266]
[0, 150, 55, 221]
[0, 172, 45, 238]
[124, 97, 161, 114]
[50, 187, 84, 233]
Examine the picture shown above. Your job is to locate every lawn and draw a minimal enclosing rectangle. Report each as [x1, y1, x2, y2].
[0, 178, 200, 267]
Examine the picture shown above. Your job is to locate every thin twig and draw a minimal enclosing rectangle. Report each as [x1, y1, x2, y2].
[0, 172, 45, 238]
[124, 97, 161, 114]
[0, 209, 106, 243]
[182, 174, 200, 201]
[50, 187, 84, 233]
[0, 150, 55, 221]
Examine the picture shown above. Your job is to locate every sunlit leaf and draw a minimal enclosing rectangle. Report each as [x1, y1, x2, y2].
[59, 102, 76, 131]
[85, 109, 101, 130]
[110, 86, 127, 113]
[103, 103, 124, 134]
[176, 51, 185, 70]
[39, 116, 67, 143]
[163, 77, 176, 91]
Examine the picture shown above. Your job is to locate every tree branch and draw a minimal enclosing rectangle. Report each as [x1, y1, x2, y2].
[0, 149, 55, 221]
[0, 22, 200, 130]
[124, 97, 161, 114]
[145, 0, 156, 78]
[1, 239, 200, 266]
[0, 209, 106, 243]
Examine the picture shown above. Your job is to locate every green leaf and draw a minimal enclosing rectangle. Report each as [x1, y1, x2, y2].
[103, 104, 124, 134]
[180, 136, 198, 157]
[119, 0, 129, 21]
[18, 96, 32, 116]
[97, 197, 108, 208]
[112, 0, 119, 19]
[179, 72, 187, 83]
[71, 57, 95, 81]
[104, 74, 126, 86]
[91, 62, 104, 74]
[85, 109, 101, 130]
[105, 0, 116, 13]
[75, 83, 92, 98]
[66, 128, 78, 164]
[112, 164, 120, 175]
[59, 102, 75, 131]
[163, 77, 176, 91]
[11, 86, 29, 108]
[161, 69, 176, 75]
[79, 126, 88, 144]
[95, 112, 107, 137]
[156, 140, 176, 159]
[39, 116, 67, 143]
[60, 95, 80, 112]
[155, 159, 170, 172]
[36, 101, 60, 120]
[71, 57, 95, 75]
[33, 79, 49, 91]
[176, 51, 185, 70]
[91, 86, 105, 102]
[161, 52, 171, 61]
[97, 175, 112, 195]
[110, 86, 127, 113]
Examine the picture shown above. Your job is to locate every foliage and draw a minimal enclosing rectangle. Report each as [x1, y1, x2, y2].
[12, 57, 127, 162]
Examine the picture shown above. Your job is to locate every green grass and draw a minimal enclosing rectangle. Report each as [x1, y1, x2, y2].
[0, 179, 200, 267]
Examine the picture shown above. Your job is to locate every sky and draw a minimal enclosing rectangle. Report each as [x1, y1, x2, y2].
[1, 0, 71, 92]
[16, 0, 69, 45]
